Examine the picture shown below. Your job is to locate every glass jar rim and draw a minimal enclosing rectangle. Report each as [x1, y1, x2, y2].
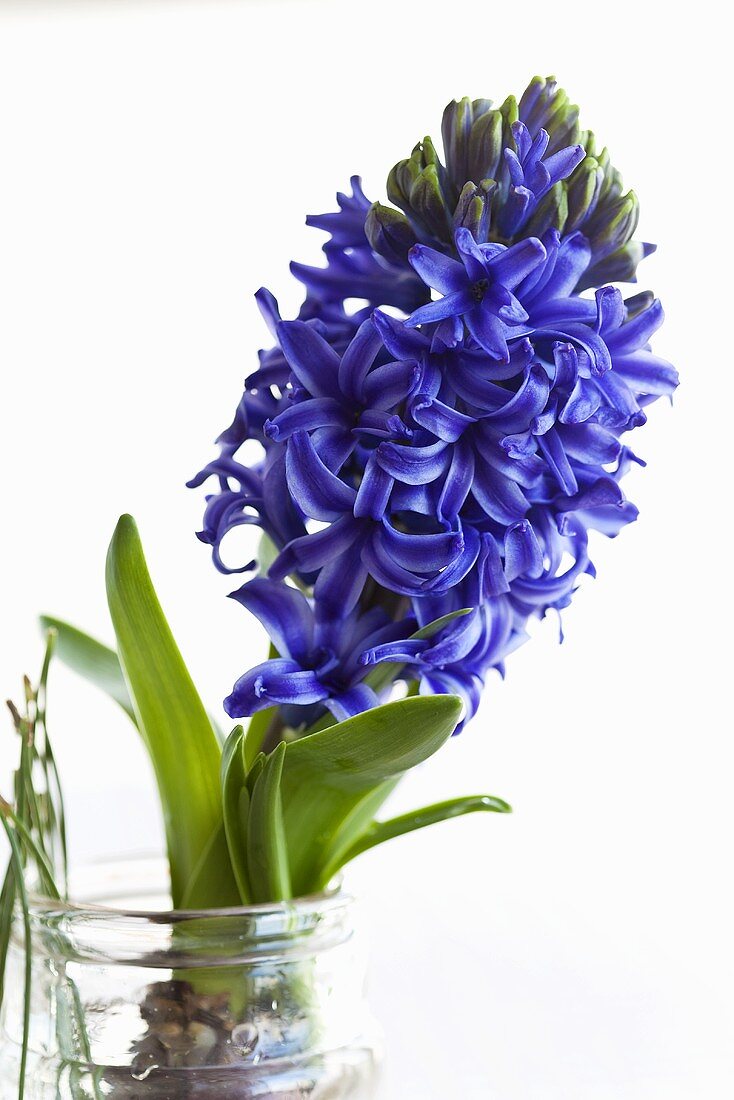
[28, 855, 345, 919]
[25, 856, 355, 967]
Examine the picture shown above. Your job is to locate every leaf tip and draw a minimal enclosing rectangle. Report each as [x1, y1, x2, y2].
[112, 513, 140, 545]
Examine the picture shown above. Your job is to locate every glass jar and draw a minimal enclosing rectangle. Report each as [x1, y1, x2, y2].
[0, 858, 381, 1099]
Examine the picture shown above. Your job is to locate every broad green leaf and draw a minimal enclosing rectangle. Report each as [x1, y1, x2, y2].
[40, 614, 226, 745]
[247, 742, 291, 902]
[246, 751, 266, 796]
[105, 514, 238, 909]
[39, 615, 135, 721]
[179, 822, 237, 910]
[280, 694, 463, 896]
[221, 725, 252, 904]
[320, 794, 512, 884]
[243, 706, 277, 768]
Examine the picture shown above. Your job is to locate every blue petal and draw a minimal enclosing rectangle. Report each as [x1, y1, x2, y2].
[310, 425, 355, 471]
[354, 457, 394, 519]
[314, 547, 370, 617]
[477, 533, 511, 596]
[537, 427, 578, 494]
[286, 431, 356, 520]
[562, 500, 639, 537]
[228, 578, 314, 665]
[556, 423, 621, 465]
[510, 542, 591, 606]
[361, 637, 427, 666]
[595, 286, 625, 334]
[465, 305, 509, 360]
[487, 237, 546, 290]
[438, 438, 475, 520]
[406, 289, 475, 328]
[338, 317, 384, 401]
[557, 323, 612, 375]
[421, 609, 485, 665]
[611, 351, 679, 396]
[559, 375, 602, 425]
[265, 398, 350, 441]
[496, 291, 529, 325]
[608, 299, 664, 352]
[326, 683, 380, 722]
[362, 531, 431, 594]
[419, 669, 483, 731]
[409, 244, 468, 293]
[277, 321, 341, 399]
[422, 524, 480, 593]
[556, 477, 624, 515]
[410, 394, 475, 441]
[224, 659, 327, 718]
[504, 520, 544, 582]
[376, 439, 450, 485]
[255, 287, 282, 338]
[270, 514, 361, 578]
[593, 371, 644, 428]
[379, 520, 464, 572]
[543, 144, 585, 183]
[471, 460, 529, 524]
[455, 227, 489, 283]
[482, 365, 550, 433]
[450, 340, 534, 407]
[372, 309, 429, 359]
[477, 428, 545, 489]
[537, 232, 591, 299]
[263, 449, 310, 547]
[363, 359, 421, 409]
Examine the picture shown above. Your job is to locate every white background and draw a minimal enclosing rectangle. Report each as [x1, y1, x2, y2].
[0, 2, 731, 1097]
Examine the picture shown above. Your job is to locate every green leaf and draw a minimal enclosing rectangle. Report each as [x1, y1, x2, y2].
[40, 614, 226, 745]
[221, 725, 251, 904]
[280, 694, 463, 896]
[246, 742, 291, 902]
[0, 814, 31, 1100]
[243, 706, 277, 768]
[246, 751, 266, 796]
[105, 514, 238, 909]
[322, 794, 512, 882]
[39, 615, 135, 721]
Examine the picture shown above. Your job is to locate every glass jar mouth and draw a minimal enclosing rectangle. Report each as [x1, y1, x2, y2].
[25, 855, 354, 968]
[28, 855, 345, 919]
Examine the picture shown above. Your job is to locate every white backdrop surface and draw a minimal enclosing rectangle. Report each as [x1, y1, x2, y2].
[0, 2, 731, 1097]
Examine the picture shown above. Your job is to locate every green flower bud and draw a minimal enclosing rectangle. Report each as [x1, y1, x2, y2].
[588, 190, 640, 258]
[409, 162, 453, 241]
[442, 97, 477, 198]
[565, 156, 604, 233]
[579, 239, 654, 291]
[452, 179, 496, 242]
[466, 108, 504, 185]
[365, 202, 419, 264]
[524, 181, 568, 238]
[499, 94, 519, 151]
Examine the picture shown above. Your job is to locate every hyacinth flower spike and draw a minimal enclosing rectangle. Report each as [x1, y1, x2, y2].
[40, 75, 677, 923]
